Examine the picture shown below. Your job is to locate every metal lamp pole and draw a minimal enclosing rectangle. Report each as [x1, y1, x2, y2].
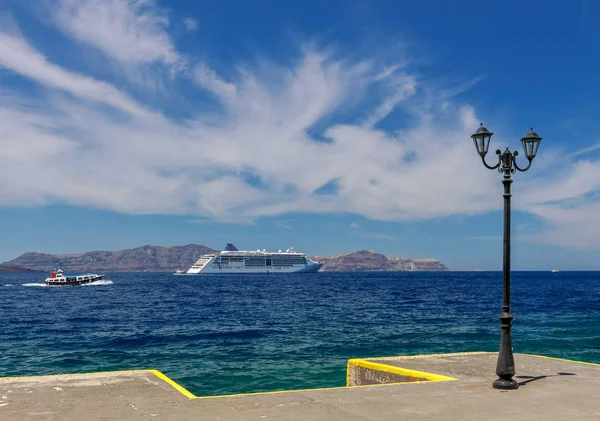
[470, 124, 543, 390]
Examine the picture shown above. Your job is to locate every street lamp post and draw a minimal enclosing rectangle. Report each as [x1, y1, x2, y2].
[470, 123, 543, 390]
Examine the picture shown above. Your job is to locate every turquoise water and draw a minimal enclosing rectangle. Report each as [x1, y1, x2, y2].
[1, 271, 599, 396]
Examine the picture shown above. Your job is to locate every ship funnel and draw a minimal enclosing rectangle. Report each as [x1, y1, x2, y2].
[224, 243, 238, 251]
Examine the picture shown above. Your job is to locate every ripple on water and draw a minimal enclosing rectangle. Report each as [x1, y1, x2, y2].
[1, 271, 599, 396]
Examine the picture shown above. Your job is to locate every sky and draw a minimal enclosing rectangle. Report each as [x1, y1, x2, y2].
[1, 0, 600, 270]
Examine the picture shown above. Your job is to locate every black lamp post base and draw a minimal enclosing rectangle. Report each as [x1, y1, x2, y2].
[493, 378, 519, 390]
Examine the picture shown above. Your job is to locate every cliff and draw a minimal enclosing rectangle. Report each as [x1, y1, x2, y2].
[0, 265, 40, 273]
[312, 250, 447, 272]
[2, 244, 216, 273]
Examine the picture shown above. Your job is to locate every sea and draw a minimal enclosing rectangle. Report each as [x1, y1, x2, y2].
[1, 271, 599, 397]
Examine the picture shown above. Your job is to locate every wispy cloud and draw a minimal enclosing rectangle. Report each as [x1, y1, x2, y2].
[1, 0, 600, 251]
[363, 72, 417, 127]
[571, 142, 600, 157]
[0, 32, 150, 116]
[194, 64, 238, 99]
[51, 0, 179, 65]
[274, 220, 294, 229]
[183, 17, 197, 31]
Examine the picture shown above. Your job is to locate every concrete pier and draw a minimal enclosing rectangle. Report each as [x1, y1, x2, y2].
[2, 352, 600, 420]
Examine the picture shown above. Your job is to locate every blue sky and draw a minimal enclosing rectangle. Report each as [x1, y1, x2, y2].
[1, 0, 599, 270]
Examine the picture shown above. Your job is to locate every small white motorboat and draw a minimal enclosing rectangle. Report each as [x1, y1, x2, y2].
[45, 269, 105, 286]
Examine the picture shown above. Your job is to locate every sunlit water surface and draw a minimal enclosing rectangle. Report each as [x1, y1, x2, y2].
[1, 271, 599, 396]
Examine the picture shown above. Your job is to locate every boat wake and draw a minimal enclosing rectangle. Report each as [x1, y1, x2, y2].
[23, 280, 113, 287]
[82, 280, 113, 286]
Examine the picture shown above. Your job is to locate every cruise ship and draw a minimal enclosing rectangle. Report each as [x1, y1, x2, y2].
[185, 244, 323, 274]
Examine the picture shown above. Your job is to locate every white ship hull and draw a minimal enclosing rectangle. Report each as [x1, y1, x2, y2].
[185, 244, 323, 275]
[186, 264, 322, 274]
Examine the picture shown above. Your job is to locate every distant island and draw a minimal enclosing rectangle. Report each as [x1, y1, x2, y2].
[314, 250, 447, 271]
[1, 245, 215, 273]
[1, 244, 447, 272]
[0, 265, 40, 273]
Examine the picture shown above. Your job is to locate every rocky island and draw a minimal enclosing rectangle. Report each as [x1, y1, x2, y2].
[314, 250, 447, 271]
[0, 265, 40, 273]
[2, 245, 216, 273]
[2, 245, 447, 272]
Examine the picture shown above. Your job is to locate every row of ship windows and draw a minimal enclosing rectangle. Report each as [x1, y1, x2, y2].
[213, 260, 306, 269]
[213, 256, 306, 260]
[212, 258, 307, 262]
[192, 258, 306, 269]
[192, 264, 302, 269]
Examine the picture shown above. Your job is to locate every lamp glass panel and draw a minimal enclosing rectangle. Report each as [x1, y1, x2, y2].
[532, 139, 541, 157]
[521, 139, 529, 158]
[478, 136, 485, 154]
[472, 137, 480, 154]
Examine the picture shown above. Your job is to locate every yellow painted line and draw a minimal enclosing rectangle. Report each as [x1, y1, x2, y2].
[347, 358, 457, 386]
[165, 352, 477, 398]
[345, 352, 485, 386]
[0, 369, 196, 399]
[346, 360, 352, 387]
[161, 352, 479, 399]
[10, 352, 596, 401]
[194, 353, 599, 399]
[523, 354, 600, 367]
[150, 370, 196, 399]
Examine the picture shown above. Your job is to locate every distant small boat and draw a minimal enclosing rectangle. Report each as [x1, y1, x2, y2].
[45, 269, 105, 286]
[551, 269, 560, 273]
[174, 269, 185, 275]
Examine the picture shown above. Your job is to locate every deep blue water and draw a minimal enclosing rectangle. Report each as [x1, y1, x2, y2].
[1, 271, 599, 396]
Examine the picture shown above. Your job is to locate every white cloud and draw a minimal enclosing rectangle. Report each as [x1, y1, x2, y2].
[194, 64, 238, 99]
[520, 201, 600, 248]
[1, 2, 600, 251]
[52, 0, 178, 64]
[363, 73, 417, 127]
[513, 158, 600, 248]
[0, 32, 150, 116]
[0, 33, 500, 221]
